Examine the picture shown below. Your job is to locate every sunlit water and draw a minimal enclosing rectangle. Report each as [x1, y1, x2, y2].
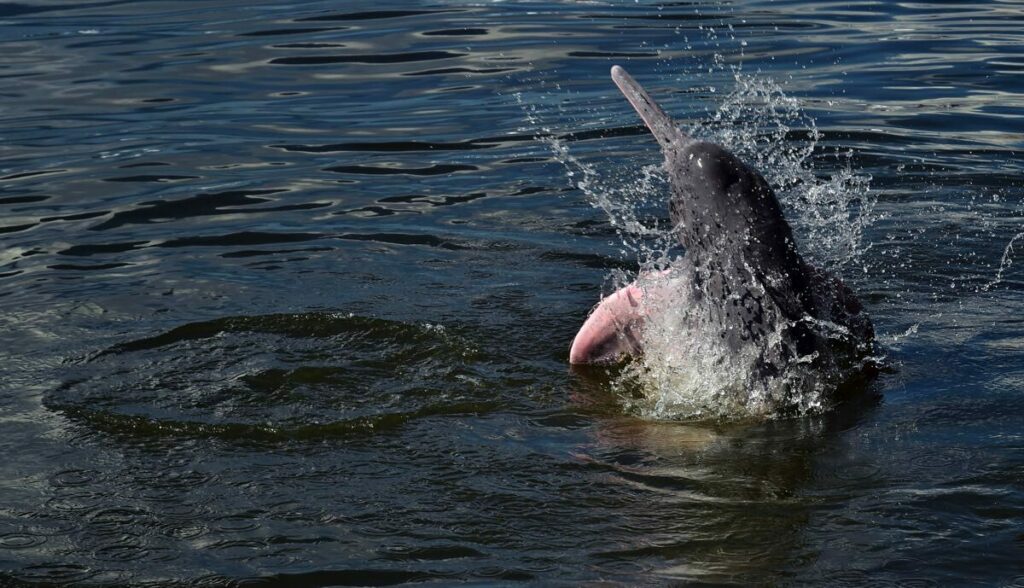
[1, 1, 1023, 585]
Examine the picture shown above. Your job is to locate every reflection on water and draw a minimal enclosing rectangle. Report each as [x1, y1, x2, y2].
[1, 0, 1023, 585]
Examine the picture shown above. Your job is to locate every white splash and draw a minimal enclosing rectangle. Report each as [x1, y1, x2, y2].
[981, 231, 1024, 292]
[614, 261, 840, 420]
[538, 72, 877, 420]
[695, 76, 876, 275]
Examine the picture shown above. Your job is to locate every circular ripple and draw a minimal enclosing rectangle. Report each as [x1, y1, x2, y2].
[131, 469, 213, 493]
[211, 515, 262, 533]
[50, 469, 100, 488]
[93, 542, 150, 562]
[0, 532, 46, 549]
[13, 563, 96, 583]
[206, 539, 266, 561]
[903, 446, 975, 475]
[244, 551, 301, 568]
[158, 500, 210, 520]
[161, 522, 208, 540]
[89, 506, 150, 525]
[24, 518, 77, 536]
[45, 492, 104, 513]
[49, 313, 496, 443]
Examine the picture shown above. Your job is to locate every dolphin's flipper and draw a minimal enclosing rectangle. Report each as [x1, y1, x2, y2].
[611, 65, 690, 149]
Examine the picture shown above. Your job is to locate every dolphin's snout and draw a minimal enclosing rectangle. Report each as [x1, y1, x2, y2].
[611, 65, 688, 149]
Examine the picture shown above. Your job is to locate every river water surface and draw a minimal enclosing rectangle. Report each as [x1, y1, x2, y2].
[2, 1, 1023, 585]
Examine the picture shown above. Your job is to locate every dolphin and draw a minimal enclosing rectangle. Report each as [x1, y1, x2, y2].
[570, 66, 873, 378]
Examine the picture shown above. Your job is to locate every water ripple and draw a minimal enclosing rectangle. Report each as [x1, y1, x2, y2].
[50, 313, 498, 444]
[90, 188, 290, 231]
[325, 163, 478, 176]
[296, 10, 465, 22]
[273, 140, 498, 153]
[1, 0, 1023, 584]
[270, 51, 466, 66]
[0, 532, 46, 549]
[238, 27, 343, 37]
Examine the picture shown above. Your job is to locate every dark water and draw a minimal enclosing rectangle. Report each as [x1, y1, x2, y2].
[2, 0, 1023, 585]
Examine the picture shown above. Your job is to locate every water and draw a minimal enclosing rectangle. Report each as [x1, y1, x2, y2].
[1, 0, 1023, 585]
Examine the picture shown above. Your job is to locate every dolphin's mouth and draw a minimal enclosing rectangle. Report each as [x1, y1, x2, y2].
[611, 65, 689, 150]
[568, 282, 645, 365]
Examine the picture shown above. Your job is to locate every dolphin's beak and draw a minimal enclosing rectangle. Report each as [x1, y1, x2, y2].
[611, 65, 688, 150]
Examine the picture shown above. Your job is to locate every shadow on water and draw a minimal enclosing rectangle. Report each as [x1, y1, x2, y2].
[566, 369, 885, 583]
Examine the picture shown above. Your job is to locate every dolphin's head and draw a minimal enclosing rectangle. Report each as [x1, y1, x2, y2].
[611, 65, 798, 265]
